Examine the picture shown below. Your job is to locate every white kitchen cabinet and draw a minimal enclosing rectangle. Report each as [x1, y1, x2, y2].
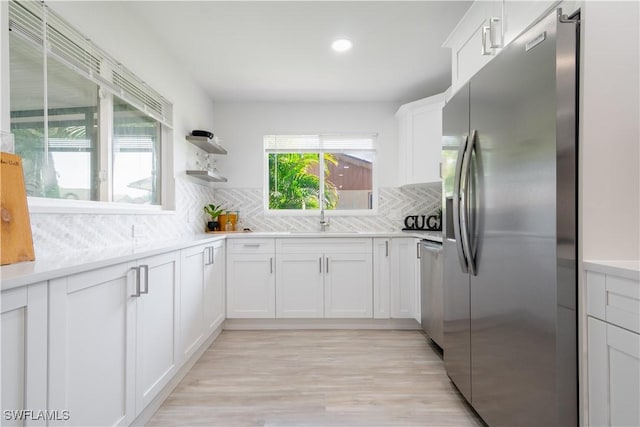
[373, 237, 392, 319]
[226, 239, 276, 318]
[276, 252, 325, 318]
[503, 1, 557, 46]
[586, 265, 640, 427]
[443, 1, 503, 95]
[134, 251, 179, 415]
[1, 283, 47, 427]
[396, 93, 445, 186]
[180, 245, 207, 359]
[275, 238, 373, 319]
[391, 238, 421, 320]
[49, 262, 136, 427]
[324, 252, 373, 318]
[204, 240, 226, 334]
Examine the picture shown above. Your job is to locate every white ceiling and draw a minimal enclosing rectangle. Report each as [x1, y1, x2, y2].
[126, 1, 471, 103]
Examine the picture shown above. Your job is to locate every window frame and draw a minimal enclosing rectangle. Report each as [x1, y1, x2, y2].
[263, 134, 378, 217]
[6, 0, 175, 214]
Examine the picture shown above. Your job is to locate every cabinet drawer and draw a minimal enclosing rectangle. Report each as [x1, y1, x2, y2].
[276, 238, 372, 254]
[228, 238, 275, 254]
[587, 271, 640, 333]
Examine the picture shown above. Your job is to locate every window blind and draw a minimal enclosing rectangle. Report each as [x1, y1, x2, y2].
[8, 0, 173, 128]
[264, 134, 377, 153]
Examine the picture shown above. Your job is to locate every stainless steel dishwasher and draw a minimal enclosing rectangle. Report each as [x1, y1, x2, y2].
[420, 240, 444, 348]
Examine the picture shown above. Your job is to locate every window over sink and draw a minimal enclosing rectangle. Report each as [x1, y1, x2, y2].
[264, 134, 377, 214]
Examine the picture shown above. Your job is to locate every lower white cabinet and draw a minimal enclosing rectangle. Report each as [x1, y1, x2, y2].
[324, 252, 373, 318]
[373, 238, 391, 319]
[390, 238, 421, 320]
[276, 252, 324, 318]
[134, 252, 179, 415]
[1, 283, 47, 427]
[275, 238, 373, 319]
[586, 265, 640, 427]
[588, 317, 640, 427]
[180, 245, 207, 359]
[49, 262, 136, 427]
[204, 240, 226, 334]
[226, 239, 276, 318]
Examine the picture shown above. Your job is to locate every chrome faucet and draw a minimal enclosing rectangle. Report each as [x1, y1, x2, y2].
[320, 207, 330, 232]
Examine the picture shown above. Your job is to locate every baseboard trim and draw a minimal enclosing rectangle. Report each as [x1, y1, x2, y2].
[130, 323, 224, 426]
[223, 318, 421, 330]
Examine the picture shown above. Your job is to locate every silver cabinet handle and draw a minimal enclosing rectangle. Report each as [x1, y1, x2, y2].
[140, 264, 149, 294]
[244, 243, 261, 247]
[385, 240, 389, 257]
[416, 242, 421, 259]
[489, 16, 502, 48]
[481, 26, 491, 56]
[131, 266, 141, 297]
[326, 257, 329, 273]
[319, 257, 323, 273]
[209, 246, 214, 265]
[270, 257, 273, 274]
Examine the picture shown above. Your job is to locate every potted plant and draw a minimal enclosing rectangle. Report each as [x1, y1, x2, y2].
[204, 203, 224, 231]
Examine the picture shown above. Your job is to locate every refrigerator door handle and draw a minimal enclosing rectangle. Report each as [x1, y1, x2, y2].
[460, 130, 477, 276]
[453, 134, 469, 273]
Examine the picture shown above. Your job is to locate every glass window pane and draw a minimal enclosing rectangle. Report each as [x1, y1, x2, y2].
[47, 56, 99, 201]
[268, 153, 320, 210]
[10, 33, 47, 197]
[112, 97, 161, 205]
[324, 151, 373, 210]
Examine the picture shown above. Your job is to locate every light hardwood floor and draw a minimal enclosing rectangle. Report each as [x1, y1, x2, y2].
[149, 330, 484, 427]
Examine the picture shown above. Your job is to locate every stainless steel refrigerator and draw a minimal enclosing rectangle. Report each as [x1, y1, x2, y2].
[442, 9, 579, 427]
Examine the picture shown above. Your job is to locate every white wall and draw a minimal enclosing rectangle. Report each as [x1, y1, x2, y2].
[211, 101, 401, 188]
[581, 1, 640, 261]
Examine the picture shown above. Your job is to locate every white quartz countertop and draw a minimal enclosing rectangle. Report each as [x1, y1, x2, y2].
[1, 231, 441, 291]
[584, 260, 640, 281]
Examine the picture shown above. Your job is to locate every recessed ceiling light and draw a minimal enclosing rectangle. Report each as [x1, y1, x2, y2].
[331, 39, 352, 53]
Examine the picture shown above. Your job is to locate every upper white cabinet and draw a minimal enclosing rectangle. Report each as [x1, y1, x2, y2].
[444, 1, 561, 97]
[503, 1, 556, 46]
[396, 93, 445, 186]
[443, 1, 503, 95]
[586, 264, 640, 427]
[226, 239, 276, 318]
[48, 262, 136, 427]
[2, 283, 48, 427]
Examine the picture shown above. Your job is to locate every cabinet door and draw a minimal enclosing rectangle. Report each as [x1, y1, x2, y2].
[373, 238, 391, 319]
[204, 241, 226, 333]
[179, 245, 206, 360]
[49, 263, 135, 427]
[1, 283, 47, 427]
[410, 104, 443, 184]
[391, 238, 420, 319]
[135, 251, 179, 414]
[276, 252, 324, 318]
[324, 252, 373, 318]
[588, 317, 640, 427]
[226, 253, 275, 318]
